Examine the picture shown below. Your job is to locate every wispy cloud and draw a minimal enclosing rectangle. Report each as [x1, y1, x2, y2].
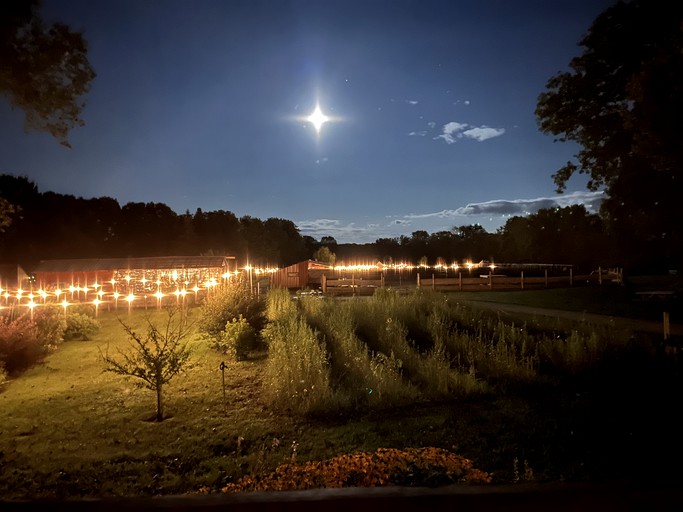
[434, 121, 468, 144]
[407, 100, 419, 105]
[297, 218, 416, 244]
[405, 191, 605, 219]
[434, 121, 505, 144]
[408, 131, 427, 137]
[462, 126, 505, 141]
[296, 219, 371, 240]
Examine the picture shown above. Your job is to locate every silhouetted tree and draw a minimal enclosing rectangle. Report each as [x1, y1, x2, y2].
[189, 209, 243, 256]
[428, 231, 458, 262]
[499, 206, 609, 270]
[1, 0, 96, 147]
[536, 0, 683, 270]
[115, 202, 180, 256]
[374, 237, 402, 263]
[263, 218, 307, 266]
[239, 216, 271, 265]
[319, 236, 338, 252]
[453, 225, 497, 262]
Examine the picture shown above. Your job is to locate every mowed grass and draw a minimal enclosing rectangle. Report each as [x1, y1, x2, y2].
[0, 308, 299, 498]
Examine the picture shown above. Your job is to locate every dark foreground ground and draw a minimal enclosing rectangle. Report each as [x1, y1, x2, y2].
[3, 482, 683, 512]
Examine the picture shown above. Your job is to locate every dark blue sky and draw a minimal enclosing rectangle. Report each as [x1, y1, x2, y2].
[0, 0, 613, 242]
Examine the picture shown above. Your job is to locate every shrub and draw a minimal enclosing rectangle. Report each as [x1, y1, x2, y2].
[67, 303, 96, 317]
[216, 315, 257, 360]
[0, 361, 7, 384]
[0, 313, 45, 375]
[32, 306, 67, 348]
[65, 312, 101, 341]
[198, 279, 265, 338]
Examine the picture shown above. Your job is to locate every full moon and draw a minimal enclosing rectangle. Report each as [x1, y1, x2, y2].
[306, 104, 330, 133]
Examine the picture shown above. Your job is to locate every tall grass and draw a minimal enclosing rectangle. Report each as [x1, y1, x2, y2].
[299, 296, 416, 408]
[262, 290, 333, 414]
[261, 287, 634, 415]
[350, 290, 487, 398]
[265, 287, 297, 322]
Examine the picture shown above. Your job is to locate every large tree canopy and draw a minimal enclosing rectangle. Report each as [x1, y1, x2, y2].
[0, 0, 96, 147]
[535, 0, 683, 269]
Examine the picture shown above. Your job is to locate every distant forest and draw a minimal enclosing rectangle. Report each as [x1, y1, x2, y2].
[0, 174, 631, 272]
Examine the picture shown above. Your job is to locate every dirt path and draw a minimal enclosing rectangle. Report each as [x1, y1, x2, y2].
[456, 299, 683, 338]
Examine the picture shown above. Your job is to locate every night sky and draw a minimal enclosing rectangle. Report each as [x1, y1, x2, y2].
[0, 0, 613, 243]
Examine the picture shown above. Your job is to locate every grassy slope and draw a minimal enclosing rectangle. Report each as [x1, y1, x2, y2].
[0, 309, 296, 498]
[2, 299, 683, 499]
[447, 280, 681, 323]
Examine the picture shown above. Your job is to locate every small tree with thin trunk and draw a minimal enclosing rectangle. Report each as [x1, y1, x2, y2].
[102, 308, 193, 422]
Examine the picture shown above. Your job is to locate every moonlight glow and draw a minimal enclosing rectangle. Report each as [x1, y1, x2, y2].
[306, 104, 330, 133]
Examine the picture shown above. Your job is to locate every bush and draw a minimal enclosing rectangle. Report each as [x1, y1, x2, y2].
[32, 306, 67, 348]
[214, 315, 257, 360]
[0, 313, 46, 375]
[65, 312, 101, 341]
[198, 279, 265, 338]
[0, 361, 7, 384]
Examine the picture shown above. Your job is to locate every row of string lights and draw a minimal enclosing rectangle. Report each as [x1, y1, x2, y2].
[0, 260, 493, 316]
[0, 265, 275, 316]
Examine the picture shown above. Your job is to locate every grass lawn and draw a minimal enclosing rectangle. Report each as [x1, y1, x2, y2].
[447, 278, 682, 323]
[0, 308, 294, 498]
[2, 300, 683, 500]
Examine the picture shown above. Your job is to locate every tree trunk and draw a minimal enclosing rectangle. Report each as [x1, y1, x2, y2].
[156, 383, 164, 422]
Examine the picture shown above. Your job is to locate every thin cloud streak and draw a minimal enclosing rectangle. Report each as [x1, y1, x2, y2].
[297, 191, 605, 244]
[434, 121, 505, 144]
[405, 191, 605, 219]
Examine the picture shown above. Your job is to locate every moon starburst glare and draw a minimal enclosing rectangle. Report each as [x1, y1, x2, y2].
[306, 104, 330, 134]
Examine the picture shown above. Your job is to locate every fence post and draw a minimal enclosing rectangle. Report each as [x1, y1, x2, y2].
[664, 311, 671, 341]
[489, 269, 493, 289]
[417, 273, 421, 289]
[521, 271, 524, 290]
[569, 268, 573, 287]
[321, 274, 327, 293]
[381, 274, 385, 288]
[458, 271, 462, 291]
[352, 274, 356, 296]
[598, 266, 602, 285]
[432, 274, 435, 290]
[544, 269, 548, 288]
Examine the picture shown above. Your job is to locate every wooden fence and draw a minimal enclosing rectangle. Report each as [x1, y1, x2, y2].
[319, 268, 615, 295]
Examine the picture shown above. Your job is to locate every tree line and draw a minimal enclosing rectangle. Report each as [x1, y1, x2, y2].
[1, 174, 628, 273]
[332, 205, 615, 273]
[0, 174, 311, 268]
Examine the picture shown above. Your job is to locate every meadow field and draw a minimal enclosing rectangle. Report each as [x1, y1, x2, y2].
[1, 286, 682, 500]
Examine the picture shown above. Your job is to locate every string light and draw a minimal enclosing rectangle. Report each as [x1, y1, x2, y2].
[0, 260, 497, 314]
